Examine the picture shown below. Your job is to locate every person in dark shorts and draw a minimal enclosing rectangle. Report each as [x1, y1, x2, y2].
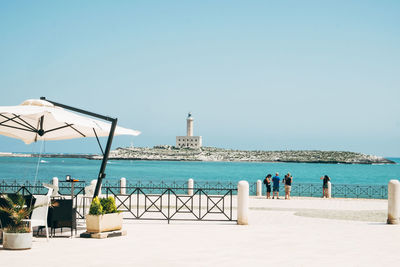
[263, 174, 272, 199]
[283, 173, 293, 200]
[320, 175, 331, 198]
[272, 172, 280, 199]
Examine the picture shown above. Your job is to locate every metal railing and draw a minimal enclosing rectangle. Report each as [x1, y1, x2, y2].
[254, 182, 387, 199]
[0, 180, 86, 219]
[1, 179, 389, 200]
[331, 183, 387, 199]
[0, 180, 237, 223]
[104, 185, 237, 223]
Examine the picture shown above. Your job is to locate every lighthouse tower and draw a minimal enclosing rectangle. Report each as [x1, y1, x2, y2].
[176, 113, 202, 148]
[187, 112, 193, 136]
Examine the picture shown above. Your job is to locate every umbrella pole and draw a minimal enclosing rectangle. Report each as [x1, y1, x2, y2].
[40, 97, 117, 198]
[93, 118, 117, 198]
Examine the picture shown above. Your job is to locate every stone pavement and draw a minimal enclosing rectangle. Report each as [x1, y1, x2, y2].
[1, 197, 399, 267]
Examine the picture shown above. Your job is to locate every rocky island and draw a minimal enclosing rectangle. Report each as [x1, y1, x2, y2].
[90, 146, 395, 164]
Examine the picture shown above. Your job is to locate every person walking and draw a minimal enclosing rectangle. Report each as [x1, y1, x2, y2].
[263, 174, 272, 199]
[272, 172, 280, 199]
[320, 175, 331, 198]
[283, 173, 293, 200]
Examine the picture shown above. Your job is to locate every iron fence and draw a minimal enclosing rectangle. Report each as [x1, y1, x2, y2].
[0, 179, 389, 199]
[0, 179, 86, 219]
[331, 184, 387, 199]
[104, 185, 237, 223]
[0, 180, 237, 223]
[255, 182, 388, 199]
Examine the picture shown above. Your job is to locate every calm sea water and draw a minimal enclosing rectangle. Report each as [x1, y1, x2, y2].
[0, 157, 399, 185]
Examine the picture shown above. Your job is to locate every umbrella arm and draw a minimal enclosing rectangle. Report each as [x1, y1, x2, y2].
[40, 97, 117, 199]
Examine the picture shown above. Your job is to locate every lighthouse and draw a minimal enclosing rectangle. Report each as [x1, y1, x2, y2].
[176, 113, 202, 148]
[187, 112, 193, 136]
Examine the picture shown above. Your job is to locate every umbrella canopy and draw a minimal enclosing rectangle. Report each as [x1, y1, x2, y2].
[0, 99, 140, 144]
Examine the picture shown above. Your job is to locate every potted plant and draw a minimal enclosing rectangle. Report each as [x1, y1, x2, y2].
[86, 196, 123, 233]
[0, 195, 34, 250]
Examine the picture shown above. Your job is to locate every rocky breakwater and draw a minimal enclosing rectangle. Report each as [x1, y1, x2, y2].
[91, 146, 395, 164]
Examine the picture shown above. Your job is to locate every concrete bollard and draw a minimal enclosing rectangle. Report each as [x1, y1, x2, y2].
[256, 180, 262, 197]
[51, 177, 59, 196]
[120, 177, 126, 195]
[188, 178, 194, 196]
[52, 177, 59, 188]
[91, 179, 100, 196]
[237, 181, 249, 225]
[327, 181, 332, 198]
[387, 180, 400, 224]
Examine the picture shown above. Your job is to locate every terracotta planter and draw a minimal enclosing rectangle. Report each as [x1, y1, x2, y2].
[86, 213, 123, 233]
[3, 232, 32, 250]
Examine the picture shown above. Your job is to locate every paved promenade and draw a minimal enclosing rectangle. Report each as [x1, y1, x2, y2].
[1, 197, 399, 267]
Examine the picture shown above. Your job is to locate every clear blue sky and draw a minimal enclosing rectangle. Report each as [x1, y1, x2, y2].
[0, 1, 399, 156]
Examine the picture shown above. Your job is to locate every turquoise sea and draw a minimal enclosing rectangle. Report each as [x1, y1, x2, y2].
[0, 157, 399, 185]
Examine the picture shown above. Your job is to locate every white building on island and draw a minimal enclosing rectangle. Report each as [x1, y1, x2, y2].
[176, 113, 202, 148]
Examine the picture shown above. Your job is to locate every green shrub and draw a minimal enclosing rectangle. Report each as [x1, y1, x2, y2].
[89, 196, 118, 215]
[100, 196, 117, 214]
[89, 197, 103, 215]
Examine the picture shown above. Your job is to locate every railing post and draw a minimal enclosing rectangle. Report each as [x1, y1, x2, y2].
[327, 181, 332, 198]
[387, 180, 400, 224]
[237, 181, 249, 225]
[167, 189, 171, 224]
[256, 180, 262, 197]
[188, 178, 194, 196]
[120, 177, 126, 195]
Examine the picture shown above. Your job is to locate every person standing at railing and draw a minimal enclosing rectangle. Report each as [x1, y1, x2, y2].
[263, 174, 272, 199]
[272, 173, 280, 199]
[283, 173, 293, 200]
[320, 175, 330, 198]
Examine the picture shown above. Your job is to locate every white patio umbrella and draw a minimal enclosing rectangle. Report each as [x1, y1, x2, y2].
[0, 98, 141, 197]
[0, 99, 140, 144]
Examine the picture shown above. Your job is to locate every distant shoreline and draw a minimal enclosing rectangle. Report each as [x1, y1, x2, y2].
[2, 146, 394, 165]
[0, 153, 92, 159]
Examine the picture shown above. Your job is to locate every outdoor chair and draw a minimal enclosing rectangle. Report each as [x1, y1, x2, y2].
[43, 183, 60, 197]
[48, 199, 76, 238]
[22, 194, 51, 241]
